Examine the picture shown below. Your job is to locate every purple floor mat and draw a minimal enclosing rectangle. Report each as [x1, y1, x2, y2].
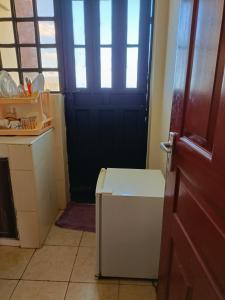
[55, 202, 95, 232]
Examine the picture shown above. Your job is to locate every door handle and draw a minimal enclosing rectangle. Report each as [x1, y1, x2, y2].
[160, 132, 177, 171]
[160, 142, 172, 153]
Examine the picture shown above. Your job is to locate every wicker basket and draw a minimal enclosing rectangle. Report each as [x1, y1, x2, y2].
[0, 92, 53, 136]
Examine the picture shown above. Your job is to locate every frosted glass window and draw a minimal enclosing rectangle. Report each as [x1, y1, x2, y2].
[37, 0, 54, 17]
[17, 22, 35, 44]
[9, 72, 20, 85]
[43, 71, 59, 91]
[41, 48, 58, 68]
[72, 1, 85, 45]
[74, 48, 87, 88]
[100, 0, 112, 45]
[20, 47, 38, 68]
[39, 21, 56, 44]
[0, 48, 18, 68]
[0, 22, 14, 44]
[14, 0, 33, 17]
[127, 0, 140, 44]
[0, 0, 11, 18]
[101, 47, 112, 88]
[126, 47, 138, 88]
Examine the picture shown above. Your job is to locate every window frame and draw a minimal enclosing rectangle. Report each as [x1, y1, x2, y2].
[0, 0, 61, 92]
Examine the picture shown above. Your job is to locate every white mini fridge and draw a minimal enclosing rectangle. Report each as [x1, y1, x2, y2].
[96, 168, 165, 279]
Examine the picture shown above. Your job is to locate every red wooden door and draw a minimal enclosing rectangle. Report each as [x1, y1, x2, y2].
[157, 0, 225, 299]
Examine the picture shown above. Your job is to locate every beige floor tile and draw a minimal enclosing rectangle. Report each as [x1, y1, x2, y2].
[65, 283, 119, 300]
[0, 279, 18, 300]
[11, 280, 67, 300]
[119, 284, 156, 300]
[0, 247, 34, 279]
[70, 247, 118, 284]
[45, 225, 83, 246]
[80, 232, 96, 247]
[119, 279, 152, 286]
[23, 245, 78, 281]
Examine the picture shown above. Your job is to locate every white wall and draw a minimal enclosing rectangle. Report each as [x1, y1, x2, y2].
[147, 0, 181, 175]
[51, 94, 70, 209]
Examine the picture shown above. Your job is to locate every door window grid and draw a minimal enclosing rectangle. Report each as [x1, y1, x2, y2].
[0, 0, 60, 91]
[71, 0, 151, 91]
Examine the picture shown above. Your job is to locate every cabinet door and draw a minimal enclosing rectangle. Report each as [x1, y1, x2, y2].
[0, 157, 18, 238]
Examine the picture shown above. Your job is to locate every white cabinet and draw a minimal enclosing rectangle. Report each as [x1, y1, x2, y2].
[0, 130, 58, 248]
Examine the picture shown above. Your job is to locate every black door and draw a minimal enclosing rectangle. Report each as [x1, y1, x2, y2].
[55, 0, 154, 202]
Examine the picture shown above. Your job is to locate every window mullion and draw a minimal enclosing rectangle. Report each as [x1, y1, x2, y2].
[32, 0, 42, 73]
[112, 0, 127, 90]
[10, 0, 22, 83]
[84, 0, 100, 91]
[137, 0, 151, 91]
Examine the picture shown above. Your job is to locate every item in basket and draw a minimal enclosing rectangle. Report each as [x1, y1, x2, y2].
[5, 107, 17, 121]
[25, 77, 32, 96]
[21, 116, 37, 130]
[9, 120, 21, 129]
[0, 119, 10, 129]
[0, 71, 19, 97]
[32, 74, 45, 93]
[18, 84, 26, 96]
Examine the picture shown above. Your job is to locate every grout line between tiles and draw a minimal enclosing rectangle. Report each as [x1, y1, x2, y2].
[63, 231, 84, 300]
[19, 248, 37, 280]
[1, 277, 152, 286]
[9, 247, 37, 300]
[118, 281, 153, 286]
[44, 243, 80, 247]
[63, 282, 70, 300]
[78, 245, 96, 248]
[9, 280, 20, 300]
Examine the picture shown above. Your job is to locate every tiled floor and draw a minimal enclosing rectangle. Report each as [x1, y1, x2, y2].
[0, 220, 157, 300]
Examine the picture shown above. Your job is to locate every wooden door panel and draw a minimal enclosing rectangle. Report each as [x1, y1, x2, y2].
[167, 248, 192, 300]
[184, 0, 224, 146]
[158, 0, 225, 299]
[170, 217, 223, 300]
[176, 140, 225, 225]
[174, 171, 225, 295]
[214, 76, 225, 171]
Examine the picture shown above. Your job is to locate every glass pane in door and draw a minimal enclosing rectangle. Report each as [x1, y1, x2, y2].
[72, 0, 85, 45]
[127, 0, 140, 44]
[100, 47, 112, 88]
[74, 48, 87, 88]
[126, 47, 138, 88]
[100, 0, 112, 45]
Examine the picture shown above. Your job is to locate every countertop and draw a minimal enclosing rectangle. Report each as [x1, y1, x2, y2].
[0, 128, 53, 145]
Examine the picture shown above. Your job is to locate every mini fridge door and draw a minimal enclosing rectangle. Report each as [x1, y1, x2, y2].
[96, 168, 165, 279]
